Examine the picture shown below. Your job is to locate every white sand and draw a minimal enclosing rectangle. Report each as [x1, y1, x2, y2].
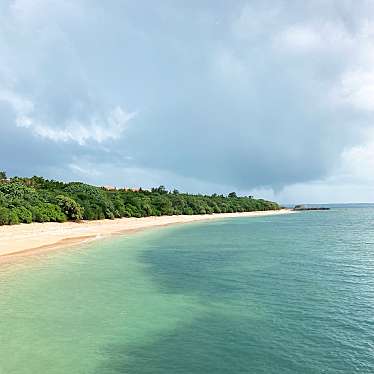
[0, 209, 293, 261]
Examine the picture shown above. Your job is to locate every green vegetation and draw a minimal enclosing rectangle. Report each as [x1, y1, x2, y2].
[0, 174, 280, 225]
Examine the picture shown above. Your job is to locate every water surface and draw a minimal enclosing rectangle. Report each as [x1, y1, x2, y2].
[1, 209, 374, 373]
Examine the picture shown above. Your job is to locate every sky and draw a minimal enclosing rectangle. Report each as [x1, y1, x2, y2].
[1, 0, 374, 204]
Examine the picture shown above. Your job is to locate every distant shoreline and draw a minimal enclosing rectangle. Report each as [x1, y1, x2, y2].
[0, 209, 293, 264]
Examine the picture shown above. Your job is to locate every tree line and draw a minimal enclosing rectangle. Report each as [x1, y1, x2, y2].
[0, 172, 280, 225]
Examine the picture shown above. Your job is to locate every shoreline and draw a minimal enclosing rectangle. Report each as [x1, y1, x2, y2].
[0, 209, 293, 263]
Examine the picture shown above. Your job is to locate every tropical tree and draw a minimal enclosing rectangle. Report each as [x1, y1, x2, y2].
[0, 175, 280, 225]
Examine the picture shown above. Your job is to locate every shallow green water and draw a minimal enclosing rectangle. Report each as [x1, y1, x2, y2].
[1, 209, 374, 373]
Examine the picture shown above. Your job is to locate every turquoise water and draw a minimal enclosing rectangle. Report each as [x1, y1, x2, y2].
[1, 209, 374, 373]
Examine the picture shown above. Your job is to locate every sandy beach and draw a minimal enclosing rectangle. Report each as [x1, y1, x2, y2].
[0, 209, 292, 261]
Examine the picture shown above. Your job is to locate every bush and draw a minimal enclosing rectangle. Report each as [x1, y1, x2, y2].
[31, 204, 66, 223]
[13, 207, 32, 223]
[183, 207, 194, 215]
[9, 210, 20, 225]
[0, 207, 10, 225]
[56, 195, 84, 221]
[105, 209, 115, 220]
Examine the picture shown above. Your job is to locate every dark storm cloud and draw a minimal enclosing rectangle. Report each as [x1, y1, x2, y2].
[1, 0, 374, 197]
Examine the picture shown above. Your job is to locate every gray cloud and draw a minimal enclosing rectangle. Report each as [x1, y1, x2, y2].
[1, 0, 374, 201]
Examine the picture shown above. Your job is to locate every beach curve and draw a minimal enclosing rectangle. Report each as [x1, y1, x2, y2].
[0, 209, 293, 262]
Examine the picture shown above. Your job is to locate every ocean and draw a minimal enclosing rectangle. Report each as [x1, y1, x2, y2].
[0, 208, 373, 373]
